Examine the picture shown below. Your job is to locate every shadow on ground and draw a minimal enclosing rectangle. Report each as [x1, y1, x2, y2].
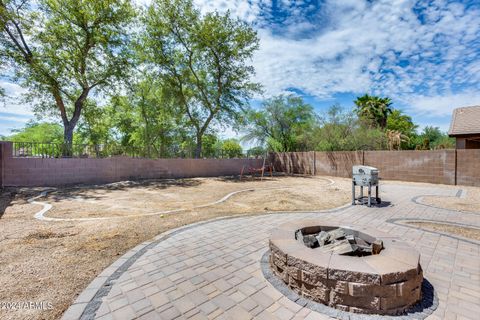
[375, 200, 393, 208]
[39, 178, 205, 203]
[216, 173, 318, 183]
[0, 189, 16, 219]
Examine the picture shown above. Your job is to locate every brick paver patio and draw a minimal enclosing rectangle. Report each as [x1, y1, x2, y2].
[63, 183, 480, 320]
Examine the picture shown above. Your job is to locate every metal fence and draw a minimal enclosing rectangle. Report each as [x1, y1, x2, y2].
[11, 141, 264, 159]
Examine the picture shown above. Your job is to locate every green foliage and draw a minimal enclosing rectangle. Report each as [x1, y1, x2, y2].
[7, 122, 63, 143]
[386, 109, 418, 149]
[354, 94, 393, 129]
[243, 95, 316, 152]
[313, 105, 386, 151]
[109, 77, 186, 158]
[431, 135, 455, 149]
[0, 0, 135, 147]
[201, 134, 219, 158]
[140, 0, 261, 157]
[386, 109, 417, 135]
[75, 101, 116, 146]
[248, 146, 266, 157]
[420, 126, 443, 144]
[0, 0, 457, 156]
[414, 126, 454, 150]
[220, 139, 243, 158]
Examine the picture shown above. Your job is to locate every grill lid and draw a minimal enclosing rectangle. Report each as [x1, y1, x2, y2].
[352, 165, 378, 175]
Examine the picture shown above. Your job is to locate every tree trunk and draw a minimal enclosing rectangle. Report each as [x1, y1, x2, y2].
[194, 134, 202, 159]
[58, 88, 87, 157]
[63, 123, 75, 157]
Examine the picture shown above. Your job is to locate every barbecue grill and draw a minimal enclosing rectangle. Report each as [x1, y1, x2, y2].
[352, 165, 381, 207]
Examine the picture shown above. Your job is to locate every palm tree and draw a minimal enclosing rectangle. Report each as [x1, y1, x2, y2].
[354, 94, 393, 129]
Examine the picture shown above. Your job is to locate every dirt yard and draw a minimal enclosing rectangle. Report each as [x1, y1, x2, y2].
[421, 186, 480, 213]
[407, 221, 480, 241]
[0, 175, 350, 320]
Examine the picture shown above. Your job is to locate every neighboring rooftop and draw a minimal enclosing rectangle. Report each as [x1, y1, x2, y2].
[449, 105, 480, 136]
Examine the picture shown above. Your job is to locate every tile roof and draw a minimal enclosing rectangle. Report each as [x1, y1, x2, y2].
[448, 105, 480, 136]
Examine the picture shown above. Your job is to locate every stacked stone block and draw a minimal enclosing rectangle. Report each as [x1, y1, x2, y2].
[269, 220, 423, 315]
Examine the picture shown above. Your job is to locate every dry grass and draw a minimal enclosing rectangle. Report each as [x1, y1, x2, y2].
[0, 175, 350, 320]
[407, 221, 480, 241]
[421, 186, 480, 213]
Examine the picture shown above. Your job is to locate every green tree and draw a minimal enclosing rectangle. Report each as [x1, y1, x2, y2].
[0, 50, 5, 100]
[7, 122, 63, 143]
[0, 0, 135, 153]
[109, 78, 182, 158]
[140, 0, 261, 158]
[313, 105, 385, 151]
[248, 146, 266, 158]
[420, 126, 443, 144]
[220, 139, 243, 158]
[0, 86, 4, 106]
[200, 133, 219, 158]
[386, 109, 417, 136]
[431, 135, 455, 149]
[75, 101, 116, 147]
[243, 95, 316, 152]
[386, 109, 418, 149]
[314, 104, 355, 151]
[414, 126, 454, 150]
[354, 94, 393, 129]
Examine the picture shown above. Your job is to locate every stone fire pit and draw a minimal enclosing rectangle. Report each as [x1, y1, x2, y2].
[269, 220, 423, 315]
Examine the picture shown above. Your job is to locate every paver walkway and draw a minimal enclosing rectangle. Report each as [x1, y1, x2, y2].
[63, 183, 480, 320]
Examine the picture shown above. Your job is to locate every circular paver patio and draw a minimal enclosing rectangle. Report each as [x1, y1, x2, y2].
[62, 183, 480, 320]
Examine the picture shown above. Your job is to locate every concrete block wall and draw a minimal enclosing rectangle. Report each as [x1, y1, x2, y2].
[457, 149, 480, 186]
[270, 152, 314, 175]
[2, 140, 480, 187]
[364, 150, 456, 185]
[0, 142, 263, 187]
[314, 151, 363, 178]
[271, 149, 480, 187]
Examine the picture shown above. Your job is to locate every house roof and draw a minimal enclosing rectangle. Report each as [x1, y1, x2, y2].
[449, 105, 480, 136]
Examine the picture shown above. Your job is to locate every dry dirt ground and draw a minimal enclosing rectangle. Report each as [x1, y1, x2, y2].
[0, 175, 351, 320]
[407, 221, 480, 241]
[421, 186, 480, 213]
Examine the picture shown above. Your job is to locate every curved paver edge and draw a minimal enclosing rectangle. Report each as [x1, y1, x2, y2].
[411, 188, 480, 216]
[61, 202, 350, 320]
[61, 182, 471, 320]
[386, 218, 480, 245]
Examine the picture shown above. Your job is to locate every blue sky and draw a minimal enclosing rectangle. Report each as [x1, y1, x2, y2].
[1, 0, 480, 136]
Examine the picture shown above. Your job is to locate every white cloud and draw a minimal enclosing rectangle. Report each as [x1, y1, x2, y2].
[404, 91, 480, 117]
[0, 80, 34, 116]
[193, 0, 265, 23]
[192, 0, 480, 118]
[4, 0, 480, 127]
[0, 113, 31, 122]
